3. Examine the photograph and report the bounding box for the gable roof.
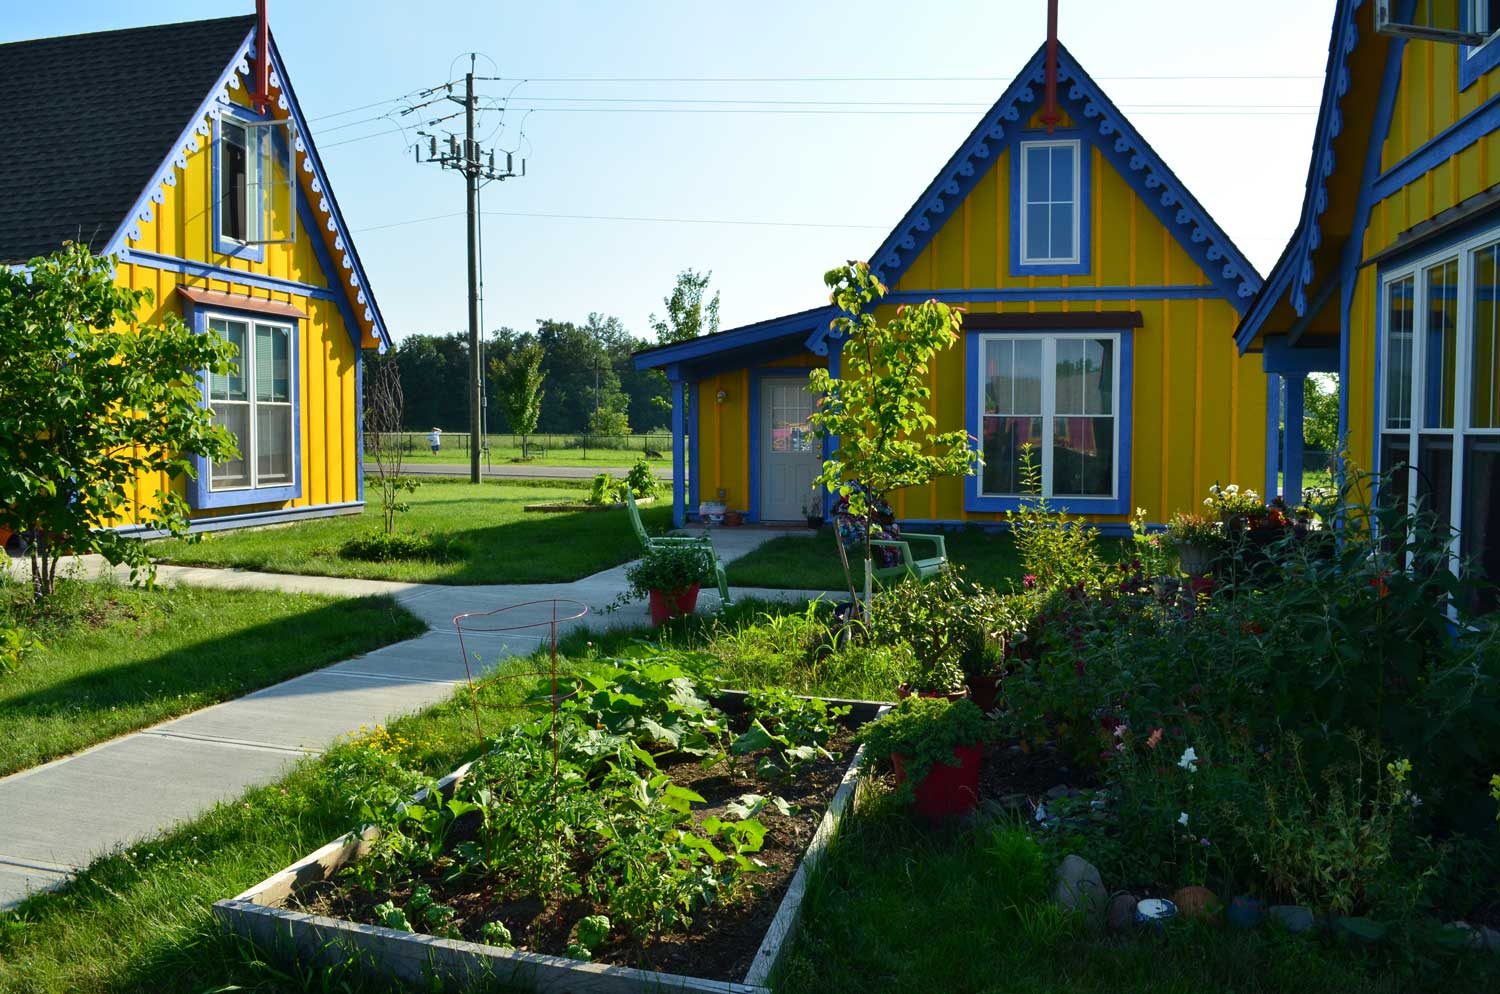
[633,305,837,371]
[0,15,256,263]
[868,41,1262,308]
[641,40,1266,373]
[1233,0,1397,352]
[0,16,391,351]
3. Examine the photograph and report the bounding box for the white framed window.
[215,113,297,250]
[977,332,1118,499]
[1378,225,1500,612]
[207,314,295,491]
[1472,0,1500,48]
[1018,140,1081,266]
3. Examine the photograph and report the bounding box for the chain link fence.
[372,432,673,459]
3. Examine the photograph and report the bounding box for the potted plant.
[621,543,714,625]
[802,503,825,529]
[722,509,744,527]
[854,696,996,818]
[1166,512,1222,577]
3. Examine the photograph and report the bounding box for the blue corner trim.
[210,106,266,264]
[865,42,1261,312]
[1373,91,1500,200]
[1461,31,1500,90]
[296,193,365,350]
[1264,374,1280,502]
[669,372,686,528]
[963,326,1133,517]
[355,349,365,503]
[184,297,304,511]
[1008,132,1092,277]
[633,305,838,369]
[1263,335,1340,374]
[688,380,700,517]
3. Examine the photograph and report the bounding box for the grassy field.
[402,447,669,468]
[0,579,424,778]
[726,527,1129,592]
[1,623,1489,994]
[150,479,671,585]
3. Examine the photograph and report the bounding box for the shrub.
[1004,446,1106,595]
[0,626,40,676]
[871,568,1016,688]
[338,530,457,563]
[587,472,623,506]
[625,459,659,500]
[620,544,714,599]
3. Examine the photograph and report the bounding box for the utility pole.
[415,60,525,483]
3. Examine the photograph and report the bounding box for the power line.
[484,94,1318,109]
[477,73,1322,83]
[353,209,892,234]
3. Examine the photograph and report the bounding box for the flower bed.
[213,663,885,993]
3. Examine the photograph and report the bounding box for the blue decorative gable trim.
[862,42,1261,316]
[99,25,391,353]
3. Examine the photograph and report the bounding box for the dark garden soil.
[294,727,855,982]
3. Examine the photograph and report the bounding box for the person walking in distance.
[427,427,442,455]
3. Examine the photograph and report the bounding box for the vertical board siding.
[103,98,358,528]
[693,138,1264,525]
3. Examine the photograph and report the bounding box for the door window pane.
[1472,243,1500,429]
[211,403,249,488]
[1385,276,1415,430]
[1462,436,1500,613]
[1423,258,1459,430]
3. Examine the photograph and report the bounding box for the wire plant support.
[452,597,590,758]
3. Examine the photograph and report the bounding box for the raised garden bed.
[523,497,655,514]
[214,690,888,993]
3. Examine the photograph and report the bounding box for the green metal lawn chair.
[624,492,732,606]
[869,532,950,583]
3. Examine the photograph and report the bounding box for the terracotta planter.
[892,744,983,818]
[722,510,744,527]
[648,584,700,625]
[0,526,11,550]
[896,685,969,702]
[966,674,1001,712]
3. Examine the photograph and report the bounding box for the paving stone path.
[0,527,828,909]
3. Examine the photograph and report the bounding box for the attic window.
[1473,0,1500,46]
[215,112,298,253]
[1012,137,1089,275]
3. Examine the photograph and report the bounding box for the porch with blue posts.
[1262,335,1339,502]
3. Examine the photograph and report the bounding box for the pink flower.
[1023,574,1038,590]
[1146,728,1163,750]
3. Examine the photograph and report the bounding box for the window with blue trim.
[978,332,1118,500]
[1462,0,1500,87]
[1019,140,1081,266]
[207,315,295,492]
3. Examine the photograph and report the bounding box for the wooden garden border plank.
[215,698,887,994]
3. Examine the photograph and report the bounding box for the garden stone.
[1052,855,1106,927]
[1045,784,1070,800]
[1107,892,1138,932]
[1269,905,1316,933]
[1449,922,1500,952]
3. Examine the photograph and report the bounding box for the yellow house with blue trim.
[0,14,391,534]
[1235,0,1500,610]
[635,41,1270,533]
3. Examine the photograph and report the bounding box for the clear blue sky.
[6,1,1335,343]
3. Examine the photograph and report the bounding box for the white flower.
[1203,497,1213,507]
[1178,811,1190,827]
[1226,484,1239,493]
[1178,746,1199,772]
[1136,507,1148,518]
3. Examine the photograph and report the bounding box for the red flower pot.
[648,585,700,625]
[892,744,983,818]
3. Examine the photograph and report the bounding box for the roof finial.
[252,0,272,113]
[1039,0,1062,133]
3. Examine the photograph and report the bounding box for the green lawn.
[727,527,1129,592]
[150,479,672,585]
[402,446,669,468]
[0,579,425,777]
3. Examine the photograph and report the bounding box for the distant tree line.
[367,269,719,435]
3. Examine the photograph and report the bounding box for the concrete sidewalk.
[0,526,827,910]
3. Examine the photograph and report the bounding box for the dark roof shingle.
[0,15,255,264]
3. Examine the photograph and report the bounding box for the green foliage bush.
[338,530,459,563]
[871,567,1018,691]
